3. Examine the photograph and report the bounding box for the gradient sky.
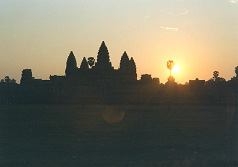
[0,0,237,83]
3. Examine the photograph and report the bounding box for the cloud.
[181,11,190,15]
[229,0,238,4]
[160,27,179,31]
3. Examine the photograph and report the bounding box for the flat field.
[0,104,237,167]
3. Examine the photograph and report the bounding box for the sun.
[172,65,179,73]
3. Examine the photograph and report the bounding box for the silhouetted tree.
[11,79,16,83]
[0,76,16,84]
[228,66,238,150]
[167,60,175,76]
[212,71,226,83]
[206,71,227,102]
[235,66,238,77]
[87,57,95,67]
[80,57,89,70]
[213,71,219,81]
[4,76,10,83]
[229,66,238,87]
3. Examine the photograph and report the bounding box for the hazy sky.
[0,0,237,83]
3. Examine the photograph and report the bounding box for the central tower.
[95,41,113,70]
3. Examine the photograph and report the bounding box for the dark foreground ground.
[0,104,237,167]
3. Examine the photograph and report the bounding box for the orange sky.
[0,0,237,83]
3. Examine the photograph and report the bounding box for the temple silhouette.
[1,44,237,167]
[21,41,138,85]
[64,41,137,84]
[16,41,160,104]
[0,41,237,104]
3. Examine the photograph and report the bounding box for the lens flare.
[102,106,125,124]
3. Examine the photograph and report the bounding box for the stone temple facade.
[18,41,151,104]
[64,41,137,84]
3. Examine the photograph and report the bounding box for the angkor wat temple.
[0,41,237,104]
[8,41,159,104]
[21,41,138,86]
[65,41,137,83]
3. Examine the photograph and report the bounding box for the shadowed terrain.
[0,104,237,167]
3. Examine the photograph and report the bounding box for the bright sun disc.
[172,65,179,73]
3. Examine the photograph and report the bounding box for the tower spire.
[129,57,137,80]
[65,51,77,76]
[95,41,112,70]
[80,57,89,70]
[120,51,130,71]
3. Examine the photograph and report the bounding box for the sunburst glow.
[172,65,179,73]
